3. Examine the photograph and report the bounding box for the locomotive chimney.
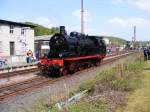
[60,26,67,35]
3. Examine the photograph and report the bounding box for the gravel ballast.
[0,54,135,112]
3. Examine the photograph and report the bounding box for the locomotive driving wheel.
[78,63,84,71]
[60,68,68,76]
[94,59,101,66]
[62,69,68,76]
[95,61,100,66]
[69,61,77,74]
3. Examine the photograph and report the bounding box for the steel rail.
[0,52,135,102]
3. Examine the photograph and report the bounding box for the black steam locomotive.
[39,26,106,76]
[48,26,106,58]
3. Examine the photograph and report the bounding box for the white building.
[103,38,110,45]
[0,19,35,64]
[34,35,52,59]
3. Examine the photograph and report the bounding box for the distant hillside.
[25,22,59,36]
[104,36,127,45]
[138,41,150,46]
[25,22,127,44]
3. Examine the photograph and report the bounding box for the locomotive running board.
[64,54,105,61]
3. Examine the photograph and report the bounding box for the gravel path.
[0,55,134,112]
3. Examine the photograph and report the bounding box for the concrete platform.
[0,55,38,71]
[0,61,38,74]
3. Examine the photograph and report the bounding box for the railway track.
[0,76,50,101]
[0,52,134,102]
[0,51,127,79]
[0,75,72,101]
[0,67,39,79]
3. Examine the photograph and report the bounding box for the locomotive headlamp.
[59,53,63,58]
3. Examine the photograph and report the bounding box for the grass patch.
[33,52,145,112]
[67,100,107,112]
[117,61,150,112]
[66,53,144,112]
[75,60,144,94]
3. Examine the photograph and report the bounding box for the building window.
[10,41,15,55]
[10,25,14,34]
[21,28,25,35]
[0,41,2,53]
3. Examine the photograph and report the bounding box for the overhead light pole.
[81,0,84,33]
[133,26,136,42]
[132,25,137,49]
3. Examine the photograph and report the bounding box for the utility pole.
[133,26,136,49]
[81,0,84,33]
[133,26,136,42]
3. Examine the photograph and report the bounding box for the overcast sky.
[0,0,150,41]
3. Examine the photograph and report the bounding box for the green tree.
[25,22,59,36]
[104,36,127,45]
[133,41,140,48]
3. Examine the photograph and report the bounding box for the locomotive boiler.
[39,26,106,76]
